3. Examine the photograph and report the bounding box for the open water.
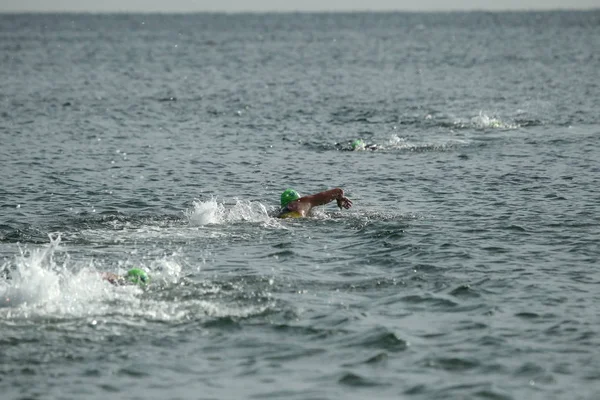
[1,10,600,400]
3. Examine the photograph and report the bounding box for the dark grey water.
[1,11,600,400]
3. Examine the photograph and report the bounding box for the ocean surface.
[1,10,600,400]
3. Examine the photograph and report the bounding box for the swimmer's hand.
[336,196,353,210]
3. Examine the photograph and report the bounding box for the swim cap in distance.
[126,268,150,286]
[281,189,300,207]
[351,139,365,150]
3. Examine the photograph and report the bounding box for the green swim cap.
[126,268,150,286]
[281,189,300,207]
[351,139,365,150]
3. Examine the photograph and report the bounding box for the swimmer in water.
[276,188,353,218]
[334,139,379,151]
[101,268,150,286]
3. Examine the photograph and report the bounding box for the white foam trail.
[455,111,518,129]
[185,198,280,227]
[385,134,469,151]
[228,198,271,222]
[387,134,411,149]
[196,301,271,318]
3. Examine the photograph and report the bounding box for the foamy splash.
[0,234,182,319]
[454,112,519,130]
[185,197,282,227]
[0,233,271,323]
[0,234,129,315]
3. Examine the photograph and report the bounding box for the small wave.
[423,356,481,371]
[338,372,388,387]
[448,284,481,299]
[344,326,409,353]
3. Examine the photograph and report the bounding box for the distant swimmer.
[335,139,379,151]
[276,188,353,219]
[101,268,150,286]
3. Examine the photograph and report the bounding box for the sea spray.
[185,198,281,228]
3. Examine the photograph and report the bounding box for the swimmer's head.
[351,139,365,150]
[126,268,150,286]
[281,189,300,207]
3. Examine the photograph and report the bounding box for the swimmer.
[276,188,353,218]
[334,139,379,151]
[101,268,150,286]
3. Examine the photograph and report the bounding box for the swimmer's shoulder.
[276,204,304,219]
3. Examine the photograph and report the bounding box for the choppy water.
[1,11,600,400]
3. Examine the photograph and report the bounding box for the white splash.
[0,234,184,319]
[456,111,519,129]
[0,235,270,323]
[470,112,504,128]
[386,134,412,149]
[0,234,134,316]
[145,257,182,286]
[185,197,225,225]
[185,197,278,227]
[0,235,63,309]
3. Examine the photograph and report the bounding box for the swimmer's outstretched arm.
[297,188,353,210]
